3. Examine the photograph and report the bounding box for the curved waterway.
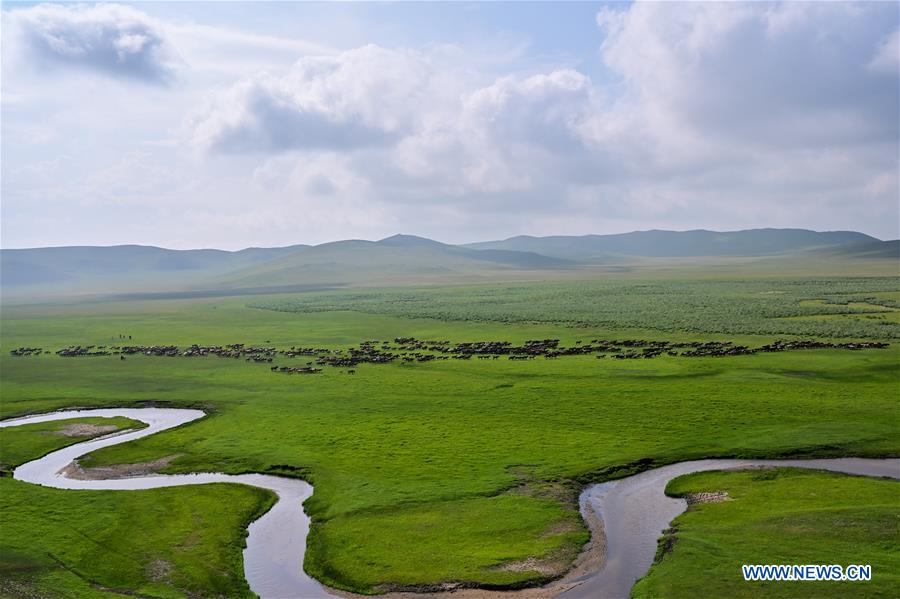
[2,408,897,599]
[557,457,900,599]
[0,408,335,599]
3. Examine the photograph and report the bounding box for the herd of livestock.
[7,337,890,374]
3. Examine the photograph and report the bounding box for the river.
[3,408,896,599]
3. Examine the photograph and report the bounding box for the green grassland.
[1,274,898,595]
[0,416,274,598]
[633,468,900,598]
[251,276,900,340]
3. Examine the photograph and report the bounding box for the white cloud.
[3,2,898,247]
[190,45,440,152]
[6,3,178,84]
[464,69,593,150]
[594,1,898,154]
[184,0,899,242]
[165,23,336,77]
[388,68,598,196]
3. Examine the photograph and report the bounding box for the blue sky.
[2,1,898,249]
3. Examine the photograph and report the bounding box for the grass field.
[1,274,898,596]
[633,468,900,598]
[252,276,900,339]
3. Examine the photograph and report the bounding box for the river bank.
[3,408,897,599]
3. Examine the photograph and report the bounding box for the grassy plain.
[633,468,900,598]
[0,416,274,598]
[252,276,900,340]
[1,274,898,595]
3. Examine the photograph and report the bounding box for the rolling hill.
[0,244,306,291]
[0,235,574,298]
[1,229,895,301]
[464,229,880,261]
[213,234,575,289]
[813,239,900,261]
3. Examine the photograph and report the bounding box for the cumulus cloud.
[464,70,594,150]
[191,43,607,202]
[595,1,899,153]
[191,45,439,152]
[388,68,599,196]
[189,2,897,225]
[7,3,177,83]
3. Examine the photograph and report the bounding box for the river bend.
[0,408,332,599]
[2,408,897,599]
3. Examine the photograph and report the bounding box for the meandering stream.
[0,408,332,599]
[2,408,897,599]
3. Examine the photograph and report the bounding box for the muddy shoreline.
[62,453,183,479]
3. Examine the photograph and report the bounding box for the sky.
[2,1,898,249]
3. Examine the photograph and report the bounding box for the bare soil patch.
[54,423,120,438]
[684,491,730,505]
[62,454,182,480]
[147,559,173,582]
[327,583,587,599]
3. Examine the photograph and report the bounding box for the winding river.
[2,408,897,599]
[0,408,332,599]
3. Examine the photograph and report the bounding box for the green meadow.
[253,276,900,339]
[1,275,898,596]
[634,468,900,598]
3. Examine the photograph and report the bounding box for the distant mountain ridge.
[2,229,895,298]
[0,234,573,293]
[811,239,899,260]
[464,229,881,261]
[0,244,307,287]
[206,234,575,290]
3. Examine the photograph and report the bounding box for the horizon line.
[0,227,889,253]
